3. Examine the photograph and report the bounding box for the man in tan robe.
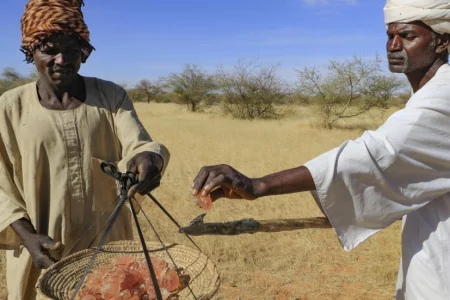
[0,0,170,299]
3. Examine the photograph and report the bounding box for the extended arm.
[192,165,316,201]
[191,89,450,251]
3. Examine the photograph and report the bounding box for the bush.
[217,60,287,120]
[0,67,38,96]
[296,55,407,129]
[166,64,217,112]
[132,79,164,103]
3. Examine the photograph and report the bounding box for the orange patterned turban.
[20,0,94,63]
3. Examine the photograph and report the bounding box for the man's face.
[33,34,82,88]
[386,21,438,74]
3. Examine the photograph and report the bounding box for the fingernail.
[202,190,207,197]
[192,189,197,195]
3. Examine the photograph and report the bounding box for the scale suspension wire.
[68,161,203,300]
[70,191,137,299]
[129,196,164,299]
[61,194,121,259]
[70,162,163,300]
[132,197,199,300]
[147,192,202,252]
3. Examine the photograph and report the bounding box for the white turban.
[384,0,450,34]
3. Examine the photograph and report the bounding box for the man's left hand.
[126,151,164,197]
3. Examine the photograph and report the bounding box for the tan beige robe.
[0,77,170,299]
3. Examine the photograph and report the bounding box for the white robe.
[305,64,450,300]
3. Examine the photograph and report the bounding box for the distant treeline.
[1,57,409,128]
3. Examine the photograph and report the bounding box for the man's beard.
[387,34,438,74]
[388,50,409,73]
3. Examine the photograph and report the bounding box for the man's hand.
[191,165,317,207]
[23,234,61,269]
[127,151,164,197]
[191,164,259,202]
[11,218,61,269]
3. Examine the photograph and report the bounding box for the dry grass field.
[0,103,402,300]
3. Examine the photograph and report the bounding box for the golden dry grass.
[0,103,402,300]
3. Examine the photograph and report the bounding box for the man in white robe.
[191,1,450,299]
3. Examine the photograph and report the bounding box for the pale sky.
[1,0,387,85]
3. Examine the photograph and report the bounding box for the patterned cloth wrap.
[20,0,94,63]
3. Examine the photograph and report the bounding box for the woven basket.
[37,241,220,300]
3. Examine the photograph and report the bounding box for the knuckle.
[39,237,49,245]
[220,164,232,172]
[231,179,242,189]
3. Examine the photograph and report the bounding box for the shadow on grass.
[308,121,378,132]
[331,122,379,131]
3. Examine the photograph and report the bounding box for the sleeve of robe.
[0,92,29,247]
[111,84,170,175]
[108,83,170,211]
[304,90,450,251]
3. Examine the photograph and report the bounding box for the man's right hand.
[191,164,260,202]
[191,164,317,208]
[11,218,61,269]
[23,234,61,269]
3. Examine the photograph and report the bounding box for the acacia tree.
[166,65,216,112]
[134,79,164,103]
[217,60,287,120]
[297,56,406,129]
